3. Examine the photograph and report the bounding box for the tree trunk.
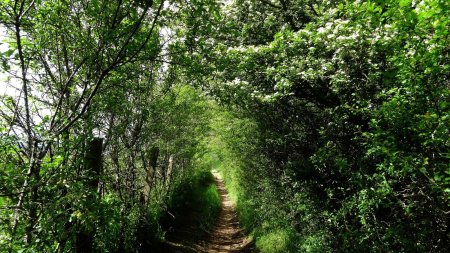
[143,146,159,204]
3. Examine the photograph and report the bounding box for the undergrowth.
[163,168,221,235]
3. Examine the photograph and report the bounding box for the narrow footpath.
[162,171,254,253]
[206,171,253,252]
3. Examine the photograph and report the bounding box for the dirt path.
[161,171,254,253]
[206,171,253,253]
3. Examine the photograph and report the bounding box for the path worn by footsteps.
[206,171,253,253]
[162,171,254,253]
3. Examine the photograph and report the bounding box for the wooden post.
[76,138,103,253]
[85,138,103,190]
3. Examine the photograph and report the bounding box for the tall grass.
[165,169,221,232]
[198,183,221,230]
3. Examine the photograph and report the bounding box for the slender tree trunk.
[143,146,159,204]
[10,6,37,249]
[165,155,174,191]
[26,142,41,245]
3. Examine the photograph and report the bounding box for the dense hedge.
[192,0,450,252]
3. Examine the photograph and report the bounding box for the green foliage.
[256,230,292,253]
[198,184,221,230]
[1,0,449,252]
[166,161,221,233]
[174,0,450,252]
